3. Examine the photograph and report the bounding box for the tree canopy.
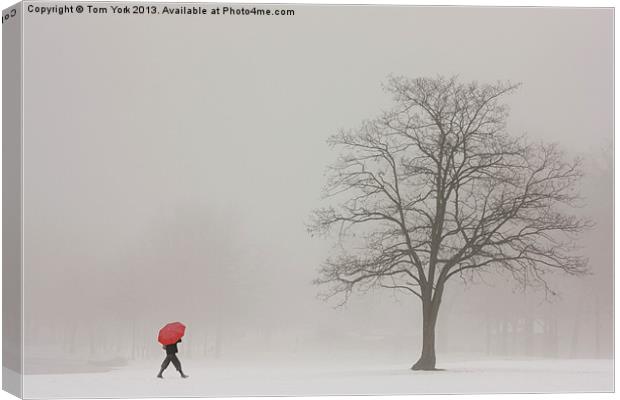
[309,76,591,309]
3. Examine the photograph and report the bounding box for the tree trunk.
[569,303,582,358]
[510,319,518,356]
[499,320,507,355]
[485,316,491,356]
[594,295,600,358]
[411,298,440,370]
[524,316,534,356]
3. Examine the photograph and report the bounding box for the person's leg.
[171,354,188,378]
[157,355,172,378]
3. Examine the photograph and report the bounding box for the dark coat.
[164,339,181,355]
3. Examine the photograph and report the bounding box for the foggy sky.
[20,5,612,365]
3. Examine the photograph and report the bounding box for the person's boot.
[157,369,164,378]
[179,370,189,378]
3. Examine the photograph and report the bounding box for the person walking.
[157,339,189,378]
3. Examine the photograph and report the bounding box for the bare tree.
[308,76,591,371]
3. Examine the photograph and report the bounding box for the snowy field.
[23,357,613,398]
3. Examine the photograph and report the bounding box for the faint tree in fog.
[308,76,591,371]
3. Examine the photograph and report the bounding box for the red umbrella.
[158,322,186,345]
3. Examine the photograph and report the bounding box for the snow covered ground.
[22,357,613,398]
